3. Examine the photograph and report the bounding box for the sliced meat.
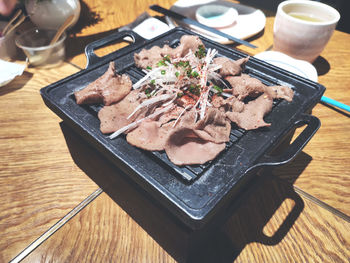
[165,127,225,166]
[175,108,197,127]
[134,35,204,69]
[226,94,273,130]
[75,62,132,105]
[224,96,245,112]
[157,105,185,124]
[75,34,296,166]
[126,120,172,151]
[213,56,249,77]
[98,90,144,134]
[211,94,226,109]
[211,95,245,114]
[134,45,174,69]
[226,74,266,100]
[194,108,231,143]
[226,74,294,102]
[267,85,294,102]
[173,35,204,58]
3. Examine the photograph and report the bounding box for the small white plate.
[195,4,238,28]
[166,0,266,44]
[254,51,318,82]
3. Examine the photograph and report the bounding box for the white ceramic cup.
[273,0,340,62]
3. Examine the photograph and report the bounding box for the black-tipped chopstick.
[150,4,257,49]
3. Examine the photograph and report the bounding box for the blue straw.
[321,96,350,112]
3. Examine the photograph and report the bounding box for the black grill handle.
[247,114,320,172]
[84,30,146,69]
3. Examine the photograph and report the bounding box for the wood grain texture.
[274,103,350,216]
[66,0,176,68]
[23,174,350,263]
[231,174,350,263]
[23,192,177,263]
[239,16,350,216]
[1,0,350,262]
[0,64,99,262]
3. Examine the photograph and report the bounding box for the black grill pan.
[40,28,325,230]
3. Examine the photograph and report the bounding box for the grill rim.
[40,27,325,229]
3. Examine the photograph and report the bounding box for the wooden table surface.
[1,0,349,262]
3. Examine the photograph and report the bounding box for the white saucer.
[254,51,318,82]
[166,0,266,44]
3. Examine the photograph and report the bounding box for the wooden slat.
[22,172,350,263]
[0,64,98,262]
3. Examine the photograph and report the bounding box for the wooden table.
[1,0,349,262]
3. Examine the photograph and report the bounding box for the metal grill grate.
[149,123,246,182]
[81,60,286,182]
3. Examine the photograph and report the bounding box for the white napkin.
[0,59,26,87]
[132,17,171,40]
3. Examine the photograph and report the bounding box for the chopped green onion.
[176,61,190,68]
[189,84,201,96]
[191,71,199,78]
[175,71,180,78]
[146,66,152,70]
[177,92,184,98]
[157,55,171,67]
[161,70,166,75]
[150,79,155,85]
[195,45,206,59]
[145,88,152,98]
[157,61,165,67]
[176,61,184,67]
[212,85,223,95]
[163,55,171,62]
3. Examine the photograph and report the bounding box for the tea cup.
[273,0,340,62]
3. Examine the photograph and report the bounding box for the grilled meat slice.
[165,127,225,166]
[134,35,204,69]
[75,62,132,106]
[226,93,273,130]
[194,108,231,144]
[126,120,172,151]
[213,56,249,77]
[98,90,144,134]
[226,74,294,102]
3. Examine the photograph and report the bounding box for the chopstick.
[321,96,350,113]
[4,14,26,36]
[150,5,257,49]
[2,9,22,36]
